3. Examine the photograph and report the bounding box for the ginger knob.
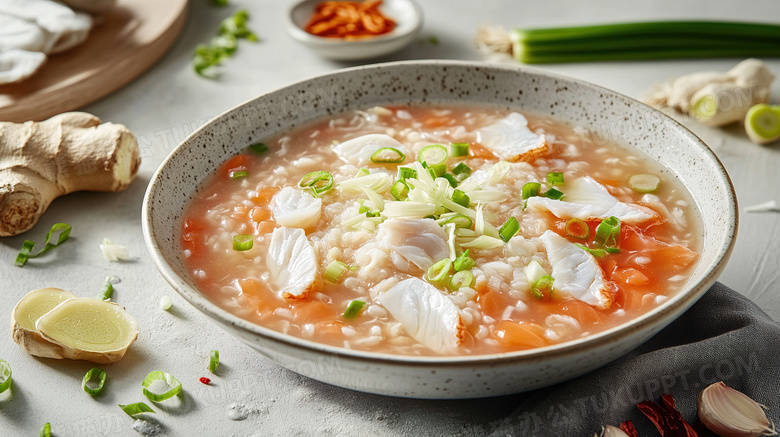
[0,112,140,237]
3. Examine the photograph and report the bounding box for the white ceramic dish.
[142,61,737,399]
[287,0,423,61]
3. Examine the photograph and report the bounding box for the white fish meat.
[271,186,322,229]
[378,277,465,353]
[376,218,449,272]
[266,227,318,300]
[527,176,656,224]
[477,112,548,162]
[332,133,408,166]
[540,230,613,309]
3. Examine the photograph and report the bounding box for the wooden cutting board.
[0,0,188,122]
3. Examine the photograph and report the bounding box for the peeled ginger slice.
[11,287,75,358]
[32,298,138,363]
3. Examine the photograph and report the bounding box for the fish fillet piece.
[378,278,465,353]
[271,186,322,229]
[540,230,613,309]
[266,227,318,300]
[332,134,408,166]
[527,176,656,224]
[376,218,449,272]
[477,112,548,162]
[0,49,46,84]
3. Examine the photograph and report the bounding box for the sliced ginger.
[11,288,139,364]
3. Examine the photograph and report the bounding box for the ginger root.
[0,112,140,237]
[644,59,774,127]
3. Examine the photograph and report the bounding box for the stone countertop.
[1,0,779,435]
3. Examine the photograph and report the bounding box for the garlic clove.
[598,425,630,437]
[698,381,776,437]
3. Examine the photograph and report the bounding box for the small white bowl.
[287,0,423,61]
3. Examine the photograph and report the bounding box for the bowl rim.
[286,0,424,46]
[142,59,738,367]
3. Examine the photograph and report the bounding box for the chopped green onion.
[453,250,476,272]
[209,350,219,373]
[428,163,447,178]
[452,190,470,207]
[449,270,475,290]
[397,167,418,181]
[160,295,172,311]
[444,214,472,229]
[15,223,72,267]
[142,371,182,402]
[418,144,448,165]
[543,188,565,200]
[39,422,51,437]
[605,247,621,254]
[426,258,452,283]
[97,283,114,301]
[343,300,366,320]
[452,162,472,179]
[450,142,470,157]
[358,205,370,214]
[576,243,606,258]
[220,9,258,41]
[521,182,542,199]
[229,170,248,179]
[370,147,406,164]
[442,173,459,188]
[324,260,350,283]
[565,218,590,240]
[0,359,11,393]
[82,367,107,396]
[594,216,621,247]
[628,174,661,193]
[119,402,155,417]
[298,171,334,195]
[498,217,520,242]
[531,275,554,299]
[232,234,253,251]
[460,235,504,250]
[391,181,409,200]
[546,172,564,186]
[355,168,370,177]
[248,142,268,155]
[211,0,229,6]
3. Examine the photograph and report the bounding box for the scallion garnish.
[628,174,661,193]
[450,142,470,157]
[442,173,459,188]
[97,283,114,301]
[426,258,452,283]
[521,182,541,199]
[575,243,606,258]
[428,163,447,178]
[142,371,182,402]
[209,350,219,373]
[453,250,476,271]
[452,190,470,208]
[444,214,472,229]
[343,300,366,320]
[119,402,155,417]
[452,162,472,179]
[248,142,268,155]
[531,275,554,299]
[40,422,51,437]
[0,359,11,394]
[358,205,370,214]
[15,223,72,267]
[605,247,621,254]
[82,367,107,396]
[194,10,258,77]
[546,172,564,186]
[543,188,565,200]
[232,234,253,251]
[564,218,590,240]
[160,296,172,311]
[498,217,520,242]
[418,144,448,166]
[298,171,334,195]
[356,168,370,177]
[449,270,475,290]
[370,147,406,163]
[229,170,248,179]
[594,216,621,247]
[391,180,409,200]
[324,260,350,283]
[397,167,418,181]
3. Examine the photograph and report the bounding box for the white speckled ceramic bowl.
[142,61,737,399]
[287,0,423,61]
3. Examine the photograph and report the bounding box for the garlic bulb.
[597,425,630,437]
[698,381,776,437]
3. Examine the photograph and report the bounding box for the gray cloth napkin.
[471,281,780,436]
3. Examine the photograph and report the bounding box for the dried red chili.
[637,394,698,437]
[620,421,638,437]
[199,377,211,385]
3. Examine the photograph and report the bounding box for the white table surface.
[2,1,779,435]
